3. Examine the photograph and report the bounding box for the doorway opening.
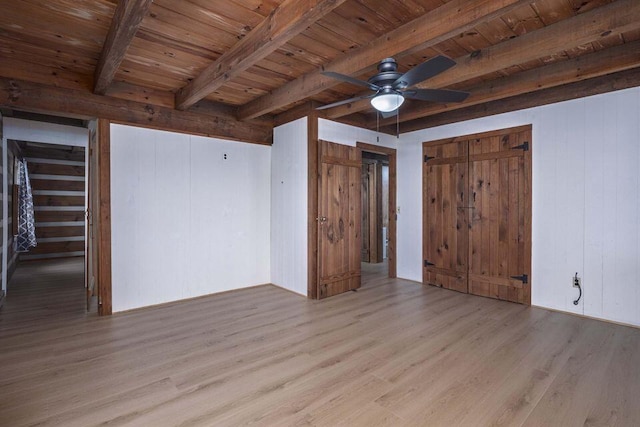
[361,150,389,282]
[357,142,397,285]
[1,111,95,318]
[313,140,397,300]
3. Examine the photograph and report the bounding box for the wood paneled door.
[423,125,532,305]
[317,140,361,299]
[423,139,469,293]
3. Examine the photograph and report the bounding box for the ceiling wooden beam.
[237,0,531,120]
[326,0,640,119]
[381,67,640,133]
[0,78,273,145]
[378,39,640,126]
[104,81,273,128]
[175,0,347,111]
[93,0,153,95]
[274,101,324,127]
[272,101,389,134]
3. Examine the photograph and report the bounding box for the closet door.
[423,140,469,293]
[468,127,531,304]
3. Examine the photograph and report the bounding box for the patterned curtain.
[16,159,37,252]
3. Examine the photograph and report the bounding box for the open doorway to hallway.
[1,111,93,316]
[360,150,390,284]
[354,142,397,289]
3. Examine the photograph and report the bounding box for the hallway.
[0,258,92,327]
[360,259,390,289]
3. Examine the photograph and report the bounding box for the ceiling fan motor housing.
[368,58,403,89]
[378,58,398,72]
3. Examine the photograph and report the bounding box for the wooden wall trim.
[523,127,532,306]
[0,112,3,295]
[357,142,397,278]
[307,113,319,299]
[356,142,395,156]
[389,68,640,133]
[379,41,640,127]
[97,119,112,315]
[388,151,397,278]
[0,78,273,145]
[6,140,21,281]
[274,101,324,127]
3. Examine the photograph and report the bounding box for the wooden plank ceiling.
[0,0,639,142]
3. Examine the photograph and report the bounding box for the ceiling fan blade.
[393,55,456,89]
[321,71,380,91]
[316,93,376,110]
[403,88,470,103]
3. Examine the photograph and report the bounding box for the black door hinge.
[424,154,434,162]
[510,274,528,284]
[511,141,529,151]
[424,259,435,267]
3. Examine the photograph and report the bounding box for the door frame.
[96,119,112,315]
[86,118,112,315]
[306,122,397,299]
[357,142,397,278]
[360,159,384,264]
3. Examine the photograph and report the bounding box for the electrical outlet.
[573,275,581,288]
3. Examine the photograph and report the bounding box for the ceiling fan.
[317,55,470,117]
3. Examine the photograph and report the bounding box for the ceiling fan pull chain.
[396,106,400,138]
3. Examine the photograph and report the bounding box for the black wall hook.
[573,272,582,305]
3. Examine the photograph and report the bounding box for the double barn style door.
[423,126,532,305]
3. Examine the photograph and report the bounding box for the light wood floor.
[1,259,639,426]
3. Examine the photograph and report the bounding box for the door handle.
[317,216,327,223]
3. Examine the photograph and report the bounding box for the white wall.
[319,118,398,148]
[271,117,308,295]
[110,124,270,312]
[3,118,88,146]
[397,87,640,327]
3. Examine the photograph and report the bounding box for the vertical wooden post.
[97,119,112,315]
[388,151,397,278]
[522,128,532,306]
[0,111,5,302]
[307,109,319,299]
